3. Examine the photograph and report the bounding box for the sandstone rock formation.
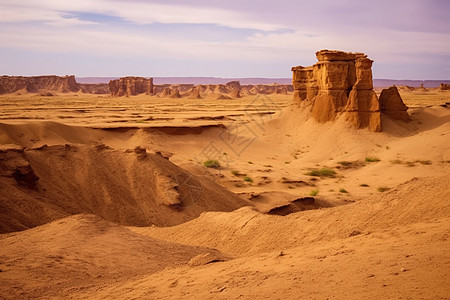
[440,83,450,90]
[169,88,181,98]
[292,50,409,131]
[79,83,109,94]
[149,81,292,99]
[0,75,79,94]
[109,77,154,97]
[379,86,410,121]
[188,87,202,99]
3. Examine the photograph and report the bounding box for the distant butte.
[292,49,410,132]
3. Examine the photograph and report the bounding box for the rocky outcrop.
[79,83,109,94]
[150,81,293,99]
[379,86,410,121]
[0,75,79,94]
[292,50,409,131]
[188,87,202,99]
[109,77,154,97]
[440,83,450,90]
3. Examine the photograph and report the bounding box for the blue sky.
[0,0,449,79]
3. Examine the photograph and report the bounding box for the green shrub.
[377,186,390,192]
[337,161,352,167]
[305,168,336,178]
[231,170,246,177]
[339,188,348,193]
[243,176,253,183]
[204,159,220,168]
[309,189,319,196]
[365,157,380,162]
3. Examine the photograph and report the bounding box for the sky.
[0,0,449,79]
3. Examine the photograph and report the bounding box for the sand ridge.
[0,89,449,299]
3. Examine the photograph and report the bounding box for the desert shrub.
[243,176,253,183]
[365,157,380,162]
[377,186,390,192]
[231,170,246,176]
[337,161,352,167]
[309,189,319,196]
[204,160,220,168]
[305,168,336,178]
[339,188,348,193]
[359,184,370,187]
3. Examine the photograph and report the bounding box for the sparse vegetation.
[285,161,290,164]
[416,160,432,165]
[248,161,253,164]
[360,184,370,187]
[391,159,431,167]
[339,188,348,193]
[365,157,380,162]
[203,159,220,168]
[305,168,336,178]
[231,170,246,177]
[243,176,253,183]
[263,164,273,168]
[337,161,352,167]
[336,160,365,170]
[377,186,390,192]
[309,189,319,196]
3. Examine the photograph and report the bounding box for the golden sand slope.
[0,92,449,299]
[0,123,250,233]
[0,175,448,299]
[0,214,227,299]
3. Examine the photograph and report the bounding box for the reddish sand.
[0,90,449,299]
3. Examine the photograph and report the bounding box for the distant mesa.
[108,76,154,97]
[0,75,109,95]
[0,75,79,94]
[108,76,292,99]
[292,49,410,131]
[440,83,450,90]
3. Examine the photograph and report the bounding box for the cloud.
[0,0,282,31]
[0,0,448,79]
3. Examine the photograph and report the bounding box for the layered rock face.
[0,75,80,94]
[440,83,450,90]
[79,83,110,94]
[292,50,409,131]
[150,81,292,99]
[379,86,410,121]
[109,77,154,97]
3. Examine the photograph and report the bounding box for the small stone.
[188,252,224,267]
[349,230,361,237]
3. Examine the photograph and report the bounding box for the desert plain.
[0,51,450,300]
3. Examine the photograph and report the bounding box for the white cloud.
[0,0,281,31]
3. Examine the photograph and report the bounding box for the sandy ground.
[0,89,449,299]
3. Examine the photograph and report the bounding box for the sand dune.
[0,89,449,299]
[0,125,249,232]
[0,214,227,299]
[131,175,450,256]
